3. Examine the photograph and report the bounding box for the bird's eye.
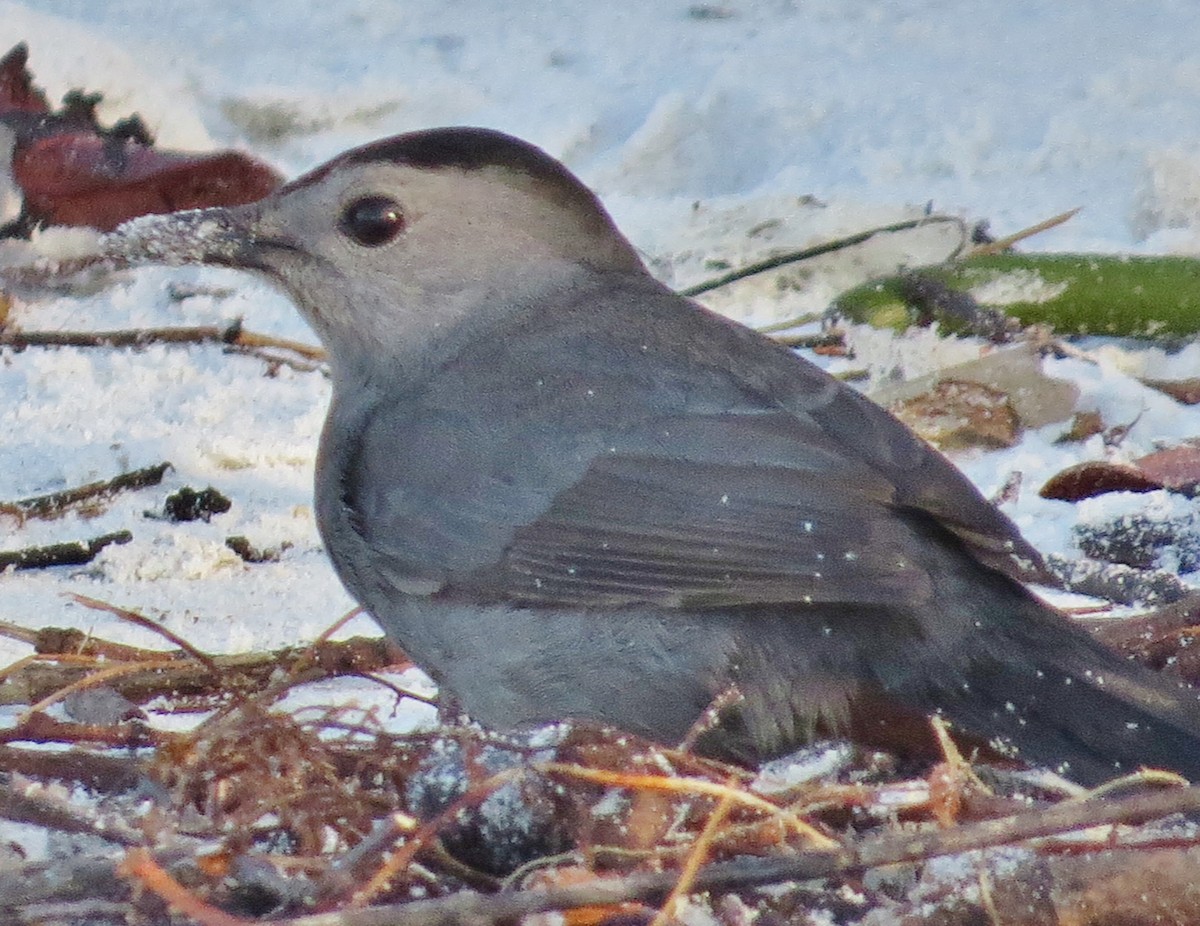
[339,195,405,247]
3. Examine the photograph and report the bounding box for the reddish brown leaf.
[887,379,1020,450]
[13,134,281,231]
[1,44,283,234]
[1054,409,1105,444]
[1038,460,1162,501]
[0,44,49,115]
[1143,377,1200,405]
[1134,444,1200,491]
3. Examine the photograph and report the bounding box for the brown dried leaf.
[1142,376,1200,405]
[0,43,282,233]
[1055,409,1105,444]
[13,135,280,231]
[872,342,1079,431]
[0,44,48,114]
[1039,460,1163,501]
[888,379,1020,450]
[1134,444,1200,491]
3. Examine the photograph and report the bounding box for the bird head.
[92,127,647,373]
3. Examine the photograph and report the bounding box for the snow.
[4,1,1200,731]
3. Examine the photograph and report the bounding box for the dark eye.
[339,195,405,247]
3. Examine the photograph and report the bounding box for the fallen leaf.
[1054,409,1105,444]
[872,341,1079,431]
[0,42,282,234]
[0,44,48,114]
[888,379,1019,450]
[1039,461,1162,501]
[1134,444,1200,491]
[13,134,280,230]
[1142,377,1200,405]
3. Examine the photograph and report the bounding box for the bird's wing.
[334,282,1041,610]
[458,434,940,608]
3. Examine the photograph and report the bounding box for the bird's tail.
[933,587,1200,786]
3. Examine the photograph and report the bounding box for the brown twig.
[967,207,1082,257]
[70,593,222,677]
[0,633,400,708]
[678,215,968,297]
[0,322,326,362]
[0,742,142,792]
[0,711,166,749]
[649,779,737,926]
[538,762,835,847]
[20,658,183,722]
[0,462,170,523]
[0,775,142,847]
[271,784,1200,926]
[120,849,251,926]
[347,768,524,907]
[768,330,846,350]
[0,529,131,570]
[0,621,163,661]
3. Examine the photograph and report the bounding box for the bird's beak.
[0,203,271,290]
[100,203,265,272]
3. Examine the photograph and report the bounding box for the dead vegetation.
[5,599,1200,926]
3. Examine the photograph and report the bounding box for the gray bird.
[86,127,1200,783]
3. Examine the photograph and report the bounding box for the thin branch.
[967,207,1082,257]
[649,779,737,926]
[275,784,1200,926]
[0,530,131,570]
[0,322,326,362]
[0,775,142,847]
[0,633,399,709]
[120,849,250,926]
[678,215,966,298]
[70,593,222,677]
[0,461,169,523]
[538,762,834,846]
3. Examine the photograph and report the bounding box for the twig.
[678,215,967,297]
[275,784,1200,926]
[70,593,222,677]
[538,762,836,847]
[967,207,1082,257]
[0,775,142,847]
[0,633,399,708]
[0,322,326,362]
[348,768,524,907]
[768,331,846,350]
[0,742,142,792]
[120,849,251,926]
[0,856,134,913]
[0,711,166,749]
[754,311,826,335]
[0,461,170,523]
[649,779,737,926]
[0,530,131,570]
[20,657,183,722]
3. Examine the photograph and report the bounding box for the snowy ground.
[4,1,1200,706]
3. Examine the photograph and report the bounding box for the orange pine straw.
[649,779,738,926]
[0,651,109,685]
[538,762,837,848]
[120,848,252,926]
[20,658,180,722]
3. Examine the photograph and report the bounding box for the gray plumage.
[97,127,1200,784]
